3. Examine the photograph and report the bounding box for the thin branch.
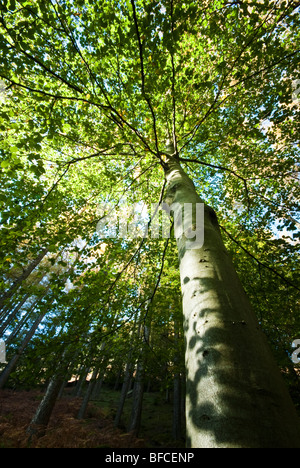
[170,0,177,153]
[179,157,251,212]
[40,164,71,206]
[220,225,300,292]
[143,223,173,342]
[0,73,111,111]
[0,16,83,94]
[130,0,162,163]
[50,0,111,104]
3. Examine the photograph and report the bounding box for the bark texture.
[164,152,300,448]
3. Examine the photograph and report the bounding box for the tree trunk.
[0,294,30,324]
[127,324,150,437]
[0,312,46,389]
[173,324,182,441]
[0,295,30,336]
[77,367,98,419]
[114,360,133,428]
[173,372,182,441]
[26,370,66,438]
[163,149,300,448]
[127,358,144,437]
[92,375,104,399]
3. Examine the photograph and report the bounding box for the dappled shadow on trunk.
[182,275,300,448]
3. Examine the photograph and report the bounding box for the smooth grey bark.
[163,148,300,448]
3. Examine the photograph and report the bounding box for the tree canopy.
[0,0,299,444]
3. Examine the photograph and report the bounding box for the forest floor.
[0,387,185,448]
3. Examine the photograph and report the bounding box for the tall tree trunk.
[163,148,300,448]
[73,367,90,397]
[0,248,48,310]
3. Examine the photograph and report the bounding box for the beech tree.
[0,0,300,447]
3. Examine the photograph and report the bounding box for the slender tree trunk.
[92,375,104,399]
[0,294,30,324]
[127,325,150,436]
[2,289,49,340]
[164,148,300,448]
[73,367,90,397]
[6,308,33,345]
[128,358,144,437]
[0,312,46,389]
[0,296,30,335]
[173,323,182,441]
[173,372,182,441]
[77,367,98,419]
[113,368,122,391]
[26,368,67,438]
[114,355,134,428]
[0,248,48,309]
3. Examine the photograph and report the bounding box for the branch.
[0,17,83,95]
[220,225,300,292]
[179,157,251,212]
[170,0,177,153]
[0,73,111,111]
[143,224,173,342]
[130,0,162,163]
[40,164,71,206]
